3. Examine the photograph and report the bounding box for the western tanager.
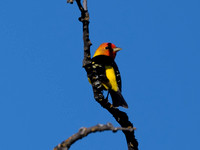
[91,43,128,108]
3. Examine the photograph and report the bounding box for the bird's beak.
[113,47,122,52]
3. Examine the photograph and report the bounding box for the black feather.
[110,90,128,108]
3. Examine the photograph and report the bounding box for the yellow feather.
[88,77,91,84]
[103,65,118,92]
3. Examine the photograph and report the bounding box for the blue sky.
[0,0,200,149]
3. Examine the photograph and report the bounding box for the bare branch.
[54,123,136,150]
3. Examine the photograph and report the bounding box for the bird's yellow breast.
[103,65,118,92]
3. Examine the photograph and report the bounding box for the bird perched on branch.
[90,43,128,108]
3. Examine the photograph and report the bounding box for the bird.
[90,42,128,108]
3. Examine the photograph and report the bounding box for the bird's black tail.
[110,90,128,108]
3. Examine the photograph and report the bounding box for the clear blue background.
[0,0,199,149]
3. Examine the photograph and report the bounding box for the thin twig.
[54,123,136,150]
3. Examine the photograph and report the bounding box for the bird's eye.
[105,47,109,49]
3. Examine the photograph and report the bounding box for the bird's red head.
[93,43,122,59]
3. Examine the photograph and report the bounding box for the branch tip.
[67,0,74,4]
